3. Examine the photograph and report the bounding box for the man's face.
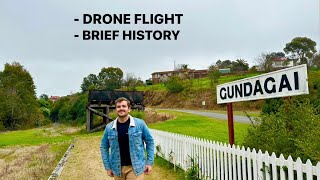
[116,100,130,118]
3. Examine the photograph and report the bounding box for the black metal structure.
[86,90,144,132]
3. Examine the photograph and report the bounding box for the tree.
[311,53,320,68]
[81,74,99,93]
[98,67,123,90]
[255,52,286,72]
[231,59,249,72]
[284,37,317,67]
[123,73,144,91]
[208,64,221,86]
[255,53,273,72]
[0,62,42,130]
[39,94,49,101]
[216,60,232,69]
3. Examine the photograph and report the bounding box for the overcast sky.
[0,0,319,96]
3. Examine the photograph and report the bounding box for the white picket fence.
[150,129,320,180]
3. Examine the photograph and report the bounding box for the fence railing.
[150,129,320,180]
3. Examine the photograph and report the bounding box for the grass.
[200,109,260,117]
[149,110,250,145]
[135,72,263,91]
[149,156,185,180]
[0,125,77,147]
[0,125,95,179]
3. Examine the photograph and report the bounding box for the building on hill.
[257,57,294,71]
[49,96,60,102]
[272,57,293,69]
[151,69,208,84]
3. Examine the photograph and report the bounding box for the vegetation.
[50,93,87,125]
[81,67,124,92]
[123,73,144,91]
[284,37,317,67]
[138,72,263,92]
[0,125,77,147]
[255,52,286,72]
[152,156,185,180]
[149,110,250,145]
[164,76,185,93]
[208,65,221,86]
[0,62,43,130]
[0,125,78,179]
[244,98,320,164]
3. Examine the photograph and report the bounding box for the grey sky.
[0,0,319,96]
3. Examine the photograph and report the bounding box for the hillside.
[144,89,264,111]
[143,69,320,111]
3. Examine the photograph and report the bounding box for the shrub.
[164,76,185,93]
[244,98,320,164]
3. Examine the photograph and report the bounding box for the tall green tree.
[98,67,123,90]
[231,59,249,72]
[216,60,232,69]
[0,62,42,130]
[81,74,99,93]
[284,37,317,67]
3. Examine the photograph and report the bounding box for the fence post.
[287,156,294,180]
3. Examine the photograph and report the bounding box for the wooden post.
[227,103,234,145]
[86,108,91,132]
[89,110,93,132]
[103,108,107,124]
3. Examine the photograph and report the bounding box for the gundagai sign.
[217,64,309,104]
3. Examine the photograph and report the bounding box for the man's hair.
[115,97,131,107]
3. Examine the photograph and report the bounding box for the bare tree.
[123,73,144,91]
[254,52,273,72]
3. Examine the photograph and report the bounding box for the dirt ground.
[59,136,181,180]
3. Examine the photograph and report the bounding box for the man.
[100,97,154,180]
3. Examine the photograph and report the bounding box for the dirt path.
[59,136,181,180]
[59,136,110,180]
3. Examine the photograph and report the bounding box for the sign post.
[216,64,309,145]
[227,103,234,145]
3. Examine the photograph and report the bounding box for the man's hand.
[144,165,152,175]
[107,169,114,177]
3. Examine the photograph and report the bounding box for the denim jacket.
[100,115,154,176]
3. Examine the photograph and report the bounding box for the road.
[157,109,253,124]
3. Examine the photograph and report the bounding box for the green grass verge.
[135,72,263,91]
[0,129,73,147]
[200,109,260,117]
[149,110,250,145]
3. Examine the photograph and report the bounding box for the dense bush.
[50,93,87,125]
[261,98,284,114]
[244,98,320,164]
[164,76,185,93]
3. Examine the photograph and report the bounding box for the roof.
[272,57,287,61]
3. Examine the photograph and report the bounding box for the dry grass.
[0,143,67,180]
[144,108,175,124]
